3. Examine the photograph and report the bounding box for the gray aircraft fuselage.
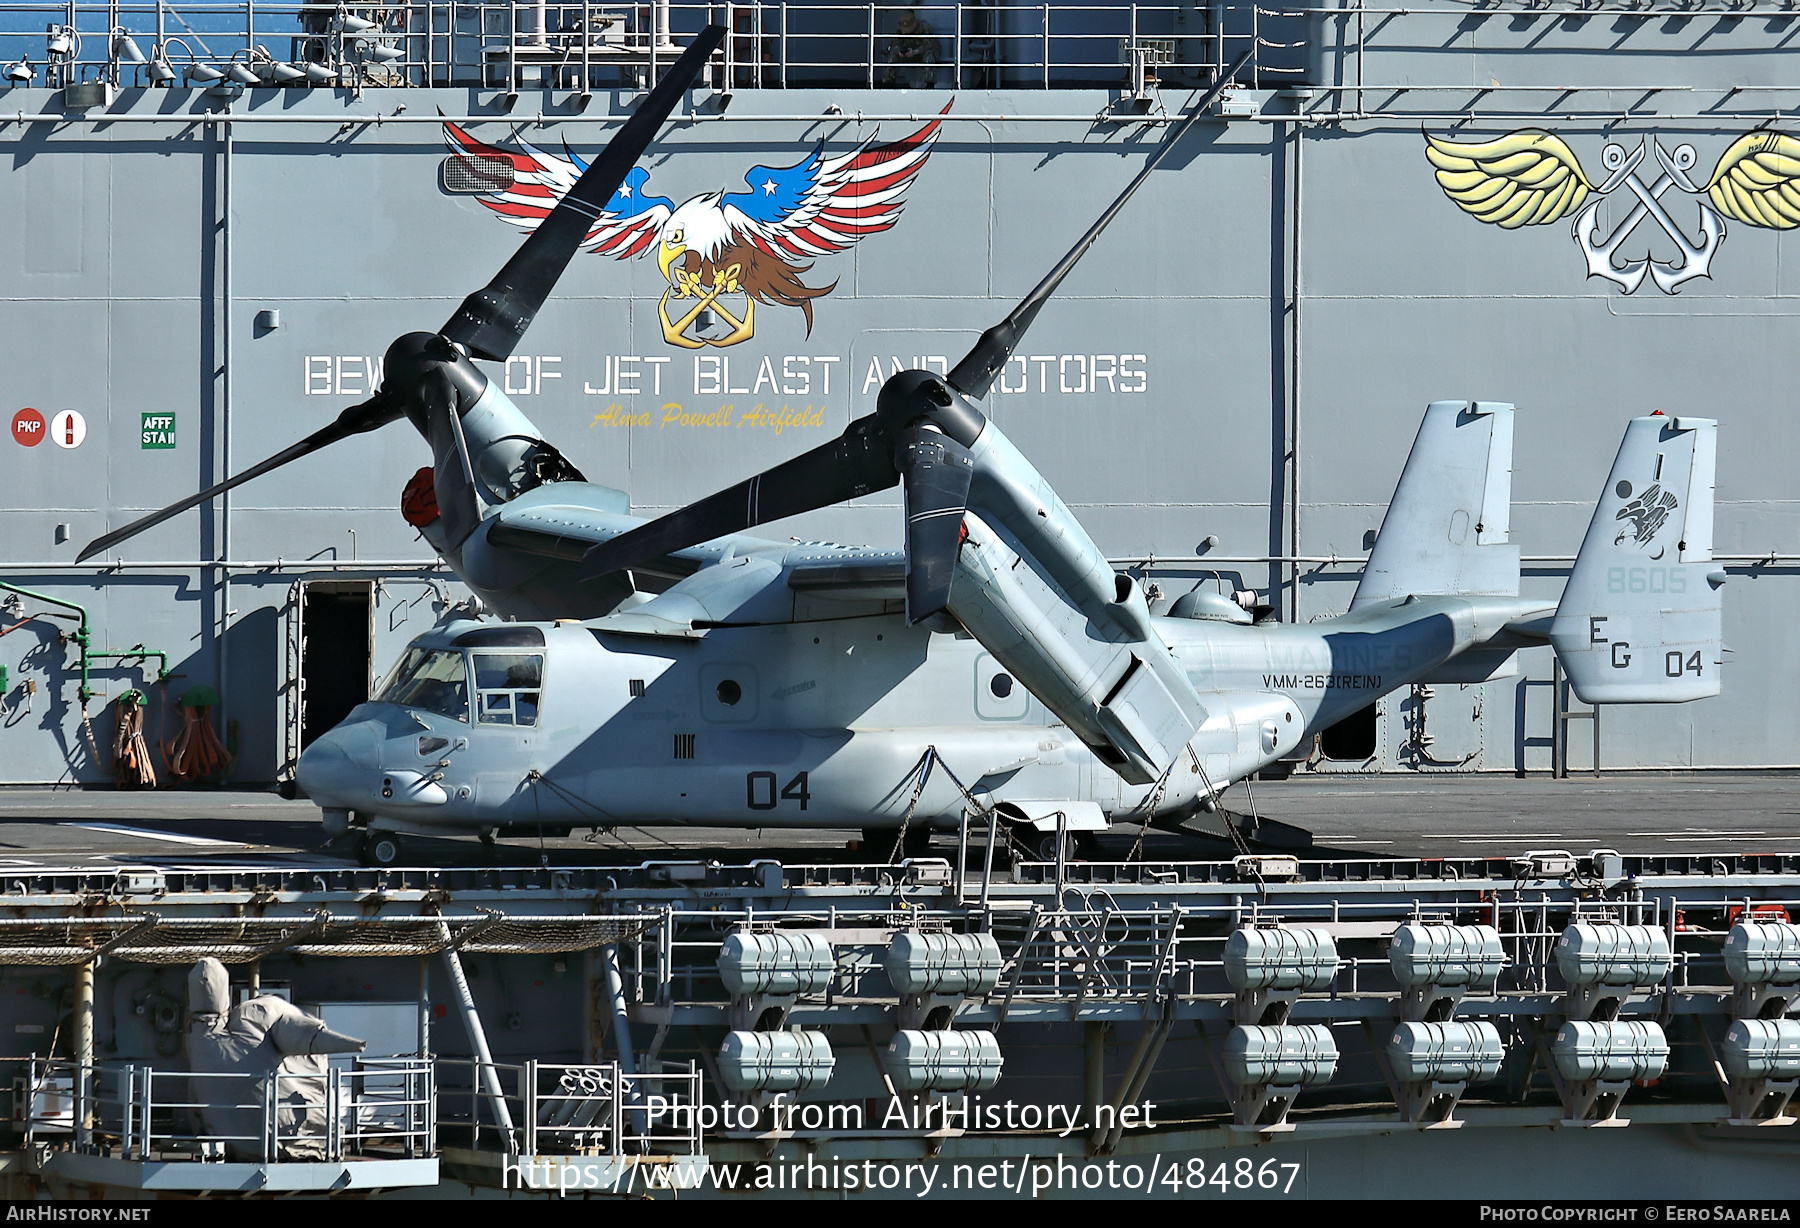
[298,566,1536,836]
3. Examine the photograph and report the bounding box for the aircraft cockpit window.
[474,652,543,726]
[376,648,469,722]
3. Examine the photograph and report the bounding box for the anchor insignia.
[1572,139,1722,295]
[1425,128,1800,295]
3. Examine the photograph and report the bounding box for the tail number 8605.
[1607,566,1686,594]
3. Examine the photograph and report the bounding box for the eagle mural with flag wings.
[444,103,950,348]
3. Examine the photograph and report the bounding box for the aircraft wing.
[492,498,909,635]
[493,495,914,598]
[786,550,906,601]
[486,496,706,584]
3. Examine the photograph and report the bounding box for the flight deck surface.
[1,772,1791,870]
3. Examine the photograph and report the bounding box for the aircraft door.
[1316,702,1381,769]
[468,649,544,810]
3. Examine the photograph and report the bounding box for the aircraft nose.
[296,719,383,805]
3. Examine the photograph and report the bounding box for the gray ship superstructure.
[0,0,1794,787]
[2,0,1799,1200]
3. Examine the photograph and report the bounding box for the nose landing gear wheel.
[359,832,403,867]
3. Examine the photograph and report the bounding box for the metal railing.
[435,1057,702,1156]
[0,0,1789,120]
[0,2,1252,92]
[19,1057,435,1163]
[5,1057,74,1145]
[619,892,1798,1016]
[0,1,1297,93]
[9,1052,695,1161]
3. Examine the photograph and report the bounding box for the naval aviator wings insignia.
[1704,130,1800,230]
[1424,129,1595,229]
[1425,128,1800,295]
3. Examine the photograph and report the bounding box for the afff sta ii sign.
[141,413,176,449]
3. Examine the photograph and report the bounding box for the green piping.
[0,581,172,705]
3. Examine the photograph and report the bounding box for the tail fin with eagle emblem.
[1550,414,1723,703]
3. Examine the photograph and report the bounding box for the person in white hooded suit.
[185,958,367,1160]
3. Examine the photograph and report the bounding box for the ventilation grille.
[441,154,514,194]
[629,679,646,698]
[673,732,696,760]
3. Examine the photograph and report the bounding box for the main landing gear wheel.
[359,832,403,867]
[1015,824,1078,864]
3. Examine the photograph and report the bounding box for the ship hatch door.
[297,581,374,751]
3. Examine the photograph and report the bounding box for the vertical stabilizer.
[1550,415,1722,703]
[1352,401,1519,609]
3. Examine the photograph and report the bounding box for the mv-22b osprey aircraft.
[83,33,1725,866]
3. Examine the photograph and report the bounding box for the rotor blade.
[898,425,975,623]
[76,395,400,563]
[946,48,1255,400]
[577,418,898,583]
[442,25,725,362]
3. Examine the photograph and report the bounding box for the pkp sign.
[11,407,45,446]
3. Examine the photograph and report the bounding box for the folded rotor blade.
[577,417,898,582]
[945,48,1254,400]
[442,25,725,362]
[897,425,975,623]
[76,393,401,563]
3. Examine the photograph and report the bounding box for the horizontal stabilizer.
[1353,401,1519,609]
[1550,415,1722,703]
